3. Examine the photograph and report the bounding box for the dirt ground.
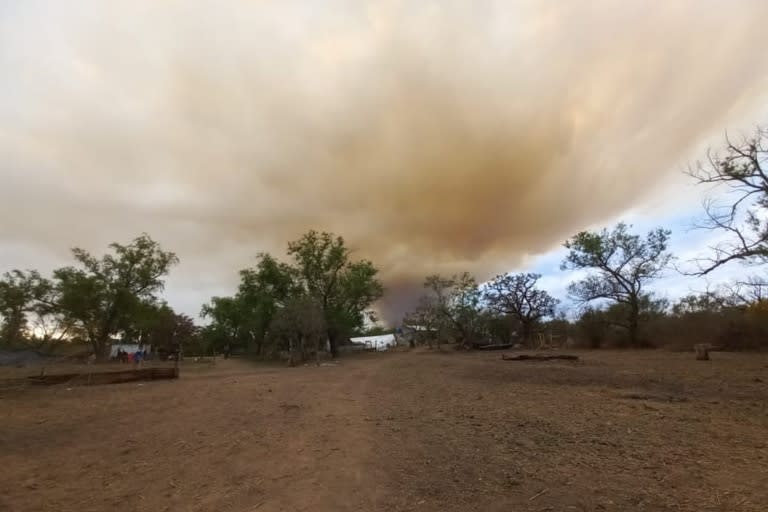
[2,350,767,512]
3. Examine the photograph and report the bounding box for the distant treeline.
[2,129,767,358]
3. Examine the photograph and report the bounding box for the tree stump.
[694,344,710,361]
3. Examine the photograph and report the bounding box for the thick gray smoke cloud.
[1,1,768,321]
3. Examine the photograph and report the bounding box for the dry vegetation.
[2,350,767,512]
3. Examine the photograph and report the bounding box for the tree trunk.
[628,303,640,348]
[254,336,263,358]
[92,333,111,362]
[327,328,339,358]
[287,336,296,367]
[521,321,532,347]
[454,324,469,349]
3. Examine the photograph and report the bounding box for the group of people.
[114,348,149,366]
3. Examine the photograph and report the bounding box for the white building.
[349,334,396,351]
[109,344,151,358]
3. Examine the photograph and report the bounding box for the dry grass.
[1,350,767,511]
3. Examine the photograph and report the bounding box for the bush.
[648,308,768,351]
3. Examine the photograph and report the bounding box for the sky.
[2,1,768,324]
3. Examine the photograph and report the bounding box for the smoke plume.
[1,1,768,321]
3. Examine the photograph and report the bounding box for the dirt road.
[2,350,767,511]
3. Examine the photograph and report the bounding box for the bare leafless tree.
[688,127,768,273]
[483,273,558,343]
[723,275,768,307]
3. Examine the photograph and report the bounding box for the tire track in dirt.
[1,358,389,512]
[252,360,390,512]
[3,352,767,511]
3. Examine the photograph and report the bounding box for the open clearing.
[2,350,767,512]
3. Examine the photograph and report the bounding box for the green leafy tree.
[562,223,672,347]
[200,296,244,357]
[483,273,558,344]
[267,296,325,366]
[237,253,301,355]
[125,302,198,357]
[201,253,300,357]
[52,234,178,360]
[287,231,383,357]
[424,272,482,349]
[0,270,50,346]
[202,231,383,359]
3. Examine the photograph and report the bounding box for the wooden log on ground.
[26,373,74,385]
[477,343,515,351]
[501,354,579,362]
[27,367,179,386]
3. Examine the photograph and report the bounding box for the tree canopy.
[421,272,482,349]
[0,270,50,347]
[0,234,181,358]
[52,234,179,359]
[9,143,768,359]
[202,230,383,361]
[484,273,558,342]
[288,231,384,356]
[562,223,671,346]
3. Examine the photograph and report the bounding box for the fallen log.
[477,343,515,351]
[27,367,179,386]
[501,354,579,362]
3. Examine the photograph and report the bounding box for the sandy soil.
[1,350,767,512]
